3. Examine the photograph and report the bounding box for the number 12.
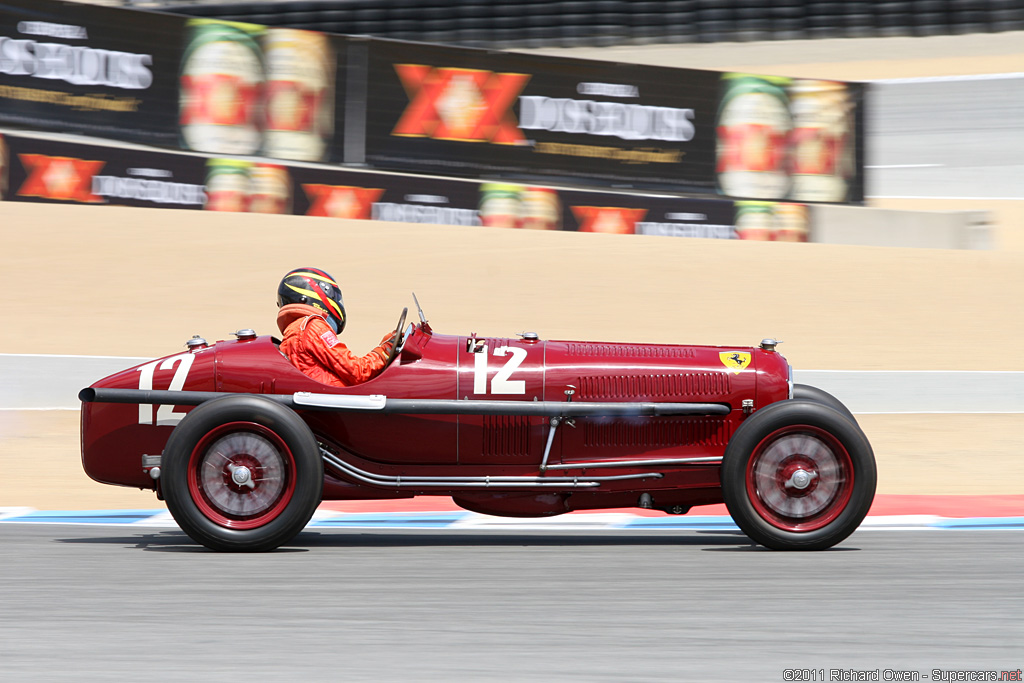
[473,345,527,395]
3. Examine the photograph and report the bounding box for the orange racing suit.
[277,303,394,387]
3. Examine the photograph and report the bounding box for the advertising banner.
[1,133,207,208]
[715,74,865,203]
[362,41,863,203]
[0,0,185,148]
[177,20,345,162]
[363,40,722,195]
[1,132,804,240]
[0,0,344,162]
[0,1,863,204]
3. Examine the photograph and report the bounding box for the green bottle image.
[179,20,266,155]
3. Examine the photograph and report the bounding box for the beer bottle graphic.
[788,80,854,203]
[716,74,793,200]
[262,28,335,162]
[179,20,266,156]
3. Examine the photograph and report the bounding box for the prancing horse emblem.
[719,351,751,374]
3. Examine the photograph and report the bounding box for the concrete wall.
[811,205,992,249]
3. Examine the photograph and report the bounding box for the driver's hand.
[372,332,396,363]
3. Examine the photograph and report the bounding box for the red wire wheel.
[187,422,297,530]
[722,399,876,551]
[744,426,854,533]
[162,395,323,552]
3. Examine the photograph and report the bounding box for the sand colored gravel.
[3,203,1024,370]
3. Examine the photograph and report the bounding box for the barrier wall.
[0,131,805,240]
[811,205,992,250]
[0,0,865,202]
[1,130,993,247]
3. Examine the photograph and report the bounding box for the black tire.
[721,400,876,551]
[793,383,858,426]
[162,395,323,552]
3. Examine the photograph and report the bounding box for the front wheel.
[162,395,323,552]
[793,383,858,426]
[721,400,876,550]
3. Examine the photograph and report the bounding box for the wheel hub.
[228,463,254,488]
[190,428,291,526]
[747,430,850,529]
[785,468,816,491]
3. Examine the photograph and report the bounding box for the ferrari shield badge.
[719,351,751,374]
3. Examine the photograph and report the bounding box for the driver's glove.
[371,332,397,363]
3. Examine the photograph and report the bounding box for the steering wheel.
[383,307,408,369]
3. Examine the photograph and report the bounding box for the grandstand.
[78,0,1024,48]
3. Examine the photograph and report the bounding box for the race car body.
[80,304,875,552]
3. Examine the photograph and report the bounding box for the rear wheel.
[722,400,876,550]
[162,395,323,552]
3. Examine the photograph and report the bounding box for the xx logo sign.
[392,65,530,145]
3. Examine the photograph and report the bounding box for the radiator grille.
[565,343,695,359]
[583,417,730,449]
[577,373,730,400]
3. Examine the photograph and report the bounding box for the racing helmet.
[277,267,346,333]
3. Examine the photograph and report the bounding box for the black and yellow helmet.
[277,267,346,333]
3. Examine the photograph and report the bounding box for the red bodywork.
[81,324,792,517]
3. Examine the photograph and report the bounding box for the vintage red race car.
[80,298,876,552]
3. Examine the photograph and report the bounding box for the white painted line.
[865,164,944,169]
[871,73,1024,83]
[860,515,942,528]
[129,510,177,528]
[855,411,1024,415]
[866,195,1023,201]
[0,507,36,521]
[795,369,1024,414]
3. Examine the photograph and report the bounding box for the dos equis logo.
[392,65,530,145]
[17,154,105,203]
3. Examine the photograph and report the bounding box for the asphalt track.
[0,524,1019,682]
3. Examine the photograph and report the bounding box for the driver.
[276,267,396,387]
